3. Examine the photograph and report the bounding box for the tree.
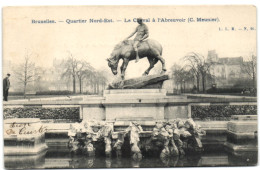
[95,70,109,93]
[171,64,194,92]
[61,52,100,94]
[183,53,201,92]
[184,52,212,93]
[33,67,49,91]
[61,52,79,94]
[242,55,257,88]
[83,69,109,94]
[76,60,93,94]
[13,51,39,98]
[171,64,182,90]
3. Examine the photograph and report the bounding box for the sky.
[3,5,256,78]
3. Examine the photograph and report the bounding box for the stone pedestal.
[4,118,48,155]
[224,115,257,155]
[104,89,167,99]
[104,89,167,121]
[80,89,189,122]
[107,74,169,89]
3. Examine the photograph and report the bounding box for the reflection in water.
[4,150,47,169]
[131,159,140,168]
[4,149,257,169]
[161,156,179,167]
[114,157,123,168]
[105,157,112,168]
[69,156,95,168]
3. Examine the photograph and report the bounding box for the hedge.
[191,105,257,121]
[3,107,80,120]
[36,90,73,95]
[206,88,244,94]
[9,92,24,96]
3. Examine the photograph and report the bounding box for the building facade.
[207,50,249,88]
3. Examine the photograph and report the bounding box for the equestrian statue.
[107,17,166,80]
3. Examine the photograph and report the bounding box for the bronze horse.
[107,39,166,80]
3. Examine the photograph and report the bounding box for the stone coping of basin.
[227,121,258,133]
[114,120,156,126]
[43,123,71,130]
[4,118,41,123]
[3,119,252,133]
[231,115,258,121]
[194,121,228,130]
[3,100,83,105]
[103,89,188,100]
[102,98,193,105]
[104,89,167,94]
[3,97,256,106]
[184,93,257,99]
[7,95,83,102]
[226,130,256,140]
[41,121,230,134]
[79,98,196,105]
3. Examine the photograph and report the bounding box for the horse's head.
[107,42,124,75]
[107,55,119,75]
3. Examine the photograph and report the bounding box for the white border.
[0,0,259,5]
[0,0,259,170]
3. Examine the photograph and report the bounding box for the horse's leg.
[143,58,158,76]
[154,54,166,74]
[120,58,129,80]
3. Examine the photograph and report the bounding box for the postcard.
[2,5,257,169]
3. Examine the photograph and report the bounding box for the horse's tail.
[155,40,163,56]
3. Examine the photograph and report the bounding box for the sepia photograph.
[1,5,257,169]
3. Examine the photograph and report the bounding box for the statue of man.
[125,17,149,62]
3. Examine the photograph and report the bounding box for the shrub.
[9,92,24,96]
[191,105,257,121]
[36,90,73,95]
[206,88,243,94]
[3,107,80,120]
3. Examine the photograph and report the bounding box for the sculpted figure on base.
[125,17,149,63]
[107,17,166,80]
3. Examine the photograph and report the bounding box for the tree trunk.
[82,80,84,93]
[253,77,256,89]
[202,74,205,93]
[23,83,27,99]
[196,74,200,92]
[73,76,76,94]
[97,82,100,94]
[252,65,256,89]
[204,75,207,93]
[79,78,82,94]
[93,82,96,94]
[92,83,94,94]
